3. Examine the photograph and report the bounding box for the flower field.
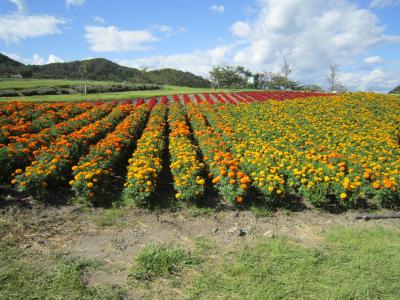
[1,91,399,208]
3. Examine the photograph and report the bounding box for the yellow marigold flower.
[197,179,205,185]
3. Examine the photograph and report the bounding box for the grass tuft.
[92,206,125,227]
[129,245,198,282]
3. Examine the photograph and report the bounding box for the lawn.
[0,78,116,90]
[190,227,400,299]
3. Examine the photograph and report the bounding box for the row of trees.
[209,59,345,92]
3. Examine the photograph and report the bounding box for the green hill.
[0,53,211,88]
[389,86,400,94]
[0,53,25,77]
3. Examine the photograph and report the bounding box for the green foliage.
[265,73,303,90]
[0,89,19,97]
[79,61,89,80]
[146,68,211,88]
[209,65,252,88]
[129,245,198,281]
[190,227,400,299]
[0,53,25,78]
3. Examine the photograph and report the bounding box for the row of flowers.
[71,104,150,201]
[185,102,250,204]
[199,103,286,202]
[0,102,116,182]
[123,104,167,206]
[200,93,400,207]
[14,103,135,197]
[0,101,39,122]
[168,103,205,201]
[0,102,94,146]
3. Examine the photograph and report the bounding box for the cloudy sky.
[1,0,400,91]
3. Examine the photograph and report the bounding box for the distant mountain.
[0,53,211,88]
[0,53,25,77]
[389,86,400,94]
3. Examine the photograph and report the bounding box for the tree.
[262,72,302,90]
[280,58,293,89]
[79,61,89,95]
[327,64,343,92]
[209,66,223,89]
[253,72,269,89]
[209,65,252,89]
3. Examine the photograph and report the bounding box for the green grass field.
[0,79,117,90]
[190,227,400,299]
[0,81,256,102]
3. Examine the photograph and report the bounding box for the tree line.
[209,59,346,92]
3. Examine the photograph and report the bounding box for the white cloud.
[341,69,399,92]
[9,0,26,12]
[93,16,105,24]
[223,0,400,91]
[5,53,64,65]
[0,14,65,43]
[85,26,158,52]
[369,0,400,8]
[66,0,85,7]
[154,25,173,34]
[48,54,64,64]
[150,25,187,37]
[30,54,46,65]
[210,4,225,13]
[117,44,237,77]
[231,21,252,38]
[364,56,384,64]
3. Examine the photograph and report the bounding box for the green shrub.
[20,88,39,96]
[36,87,58,95]
[0,89,19,97]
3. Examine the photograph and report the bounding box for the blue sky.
[0,0,399,91]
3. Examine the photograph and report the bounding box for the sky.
[0,0,400,92]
